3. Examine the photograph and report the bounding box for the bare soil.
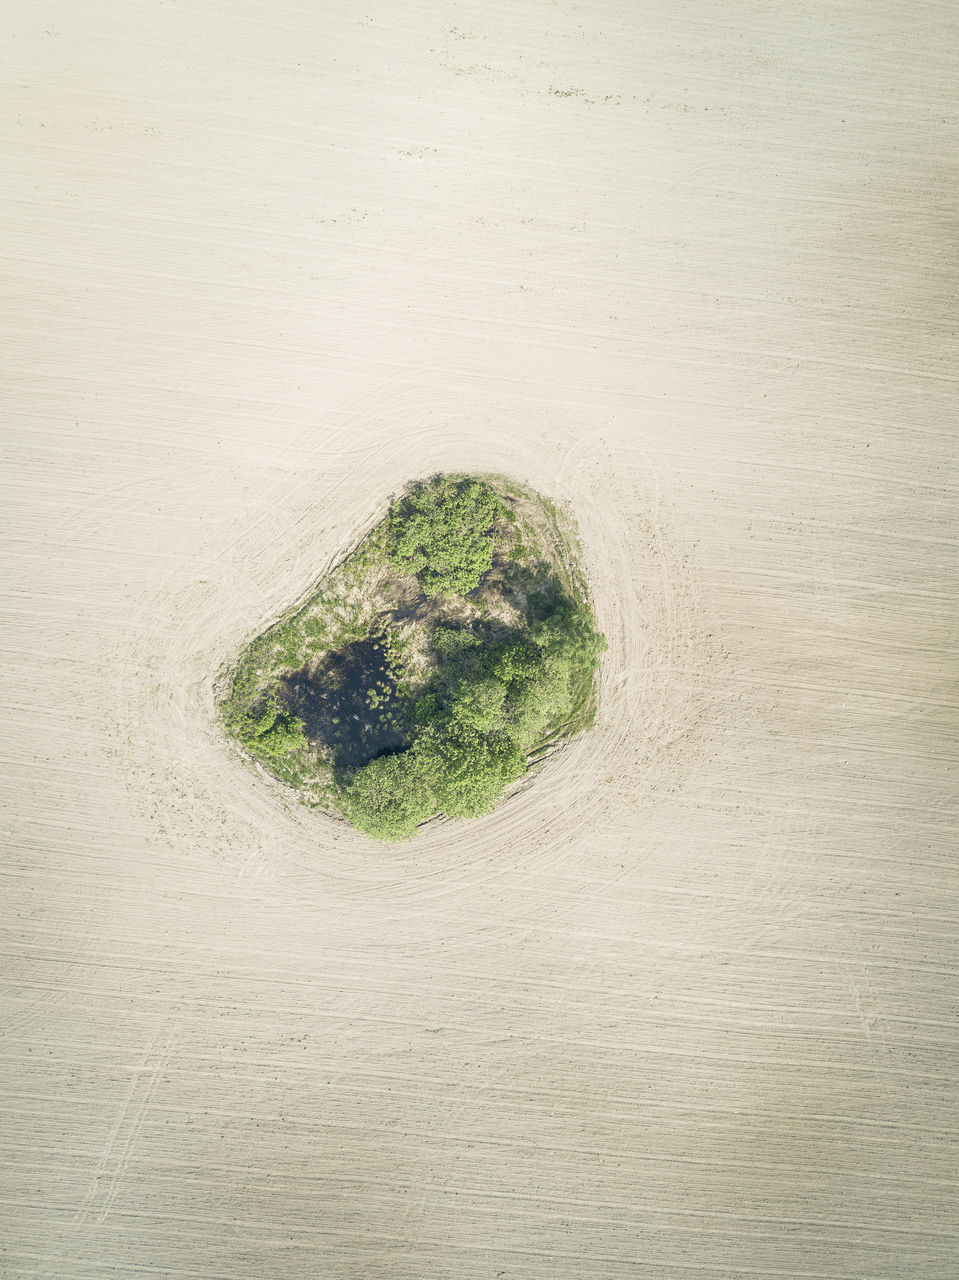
[3,4,956,1279]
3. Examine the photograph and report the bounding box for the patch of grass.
[220,473,605,840]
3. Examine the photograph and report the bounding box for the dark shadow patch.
[282,636,409,768]
[493,557,570,622]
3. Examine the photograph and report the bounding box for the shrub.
[339,750,438,841]
[419,726,526,819]
[384,476,504,597]
[233,696,306,755]
[258,713,308,757]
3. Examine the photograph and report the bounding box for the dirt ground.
[2,3,957,1277]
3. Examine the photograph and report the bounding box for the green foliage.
[339,749,438,842]
[258,713,308,758]
[448,676,508,733]
[230,695,307,759]
[339,595,605,840]
[220,471,605,844]
[339,723,527,840]
[432,624,481,656]
[420,727,526,819]
[384,476,504,597]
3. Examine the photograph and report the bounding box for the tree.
[384,476,504,597]
[416,727,526,819]
[340,750,437,841]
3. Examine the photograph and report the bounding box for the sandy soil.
[2,3,957,1277]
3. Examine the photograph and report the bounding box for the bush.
[233,697,307,756]
[258,714,308,757]
[339,750,438,841]
[384,476,504,597]
[419,726,526,819]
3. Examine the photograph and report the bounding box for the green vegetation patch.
[220,473,606,841]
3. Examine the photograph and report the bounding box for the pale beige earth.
[2,2,957,1277]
